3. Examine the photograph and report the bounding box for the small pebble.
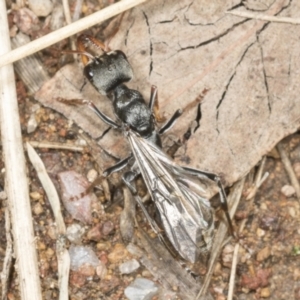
[260,287,271,298]
[69,272,86,288]
[119,259,140,274]
[47,226,56,240]
[58,171,95,224]
[222,244,234,267]
[30,191,41,200]
[27,113,38,133]
[87,224,102,242]
[288,206,296,218]
[76,138,87,146]
[108,243,128,263]
[96,261,107,279]
[281,185,295,197]
[99,253,108,265]
[256,246,271,262]
[66,224,85,244]
[59,128,67,137]
[102,221,114,236]
[39,259,50,278]
[213,287,224,295]
[141,270,152,278]
[45,247,55,259]
[28,0,53,17]
[33,202,43,215]
[37,241,46,250]
[87,169,98,183]
[256,228,265,237]
[124,278,159,300]
[78,263,95,278]
[213,262,222,276]
[31,104,40,113]
[260,203,268,210]
[69,245,100,271]
[96,242,111,251]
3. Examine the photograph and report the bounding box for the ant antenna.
[60,49,95,61]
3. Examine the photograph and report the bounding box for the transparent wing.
[127,130,214,263]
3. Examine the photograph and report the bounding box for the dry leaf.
[35,0,300,194]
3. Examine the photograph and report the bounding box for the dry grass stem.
[0,1,42,299]
[27,142,69,299]
[27,143,66,234]
[29,140,84,151]
[62,0,72,25]
[197,178,246,299]
[62,0,76,54]
[227,157,267,300]
[226,10,300,24]
[277,142,300,201]
[1,206,13,300]
[11,33,50,94]
[0,0,147,68]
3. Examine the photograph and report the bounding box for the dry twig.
[1,205,13,300]
[0,1,42,299]
[27,142,69,300]
[62,0,76,54]
[29,140,84,152]
[227,157,268,300]
[72,0,84,22]
[0,0,148,68]
[277,141,300,201]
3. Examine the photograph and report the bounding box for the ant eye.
[84,67,94,80]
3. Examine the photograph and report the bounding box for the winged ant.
[58,33,234,263]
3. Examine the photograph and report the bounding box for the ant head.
[84,50,133,95]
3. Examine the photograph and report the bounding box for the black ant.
[58,34,233,263]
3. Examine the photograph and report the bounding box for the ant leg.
[122,171,171,249]
[148,85,166,123]
[57,98,120,129]
[148,85,182,134]
[159,109,182,135]
[103,154,133,177]
[86,100,121,129]
[181,166,234,236]
[70,155,133,201]
[149,85,158,111]
[123,171,139,194]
